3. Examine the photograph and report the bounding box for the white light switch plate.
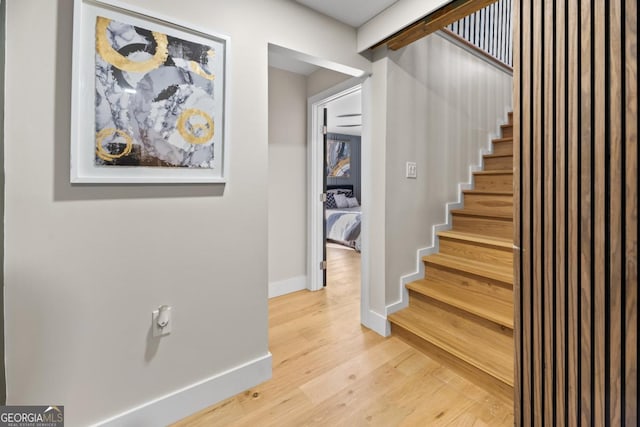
[406,162,417,179]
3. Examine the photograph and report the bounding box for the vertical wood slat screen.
[514,0,638,425]
[447,0,513,67]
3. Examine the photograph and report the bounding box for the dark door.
[322,107,328,287]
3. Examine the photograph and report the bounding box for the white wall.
[367,49,390,316]
[268,67,307,290]
[382,33,513,306]
[0,0,6,405]
[306,68,351,98]
[2,1,369,425]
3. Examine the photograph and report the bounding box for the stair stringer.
[386,118,510,316]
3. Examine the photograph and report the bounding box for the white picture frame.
[71,0,230,183]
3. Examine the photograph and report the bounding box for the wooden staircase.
[388,112,514,404]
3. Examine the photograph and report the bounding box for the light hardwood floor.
[173,246,514,426]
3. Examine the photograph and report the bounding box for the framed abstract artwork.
[71,0,229,183]
[327,140,350,178]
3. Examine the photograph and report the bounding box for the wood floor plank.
[435,367,514,426]
[173,247,513,426]
[389,303,513,386]
[453,399,515,427]
[174,393,248,427]
[380,369,477,426]
[228,389,314,427]
[287,350,429,426]
[299,338,412,404]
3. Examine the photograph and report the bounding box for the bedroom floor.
[173,246,513,426]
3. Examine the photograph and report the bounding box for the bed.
[325,185,362,251]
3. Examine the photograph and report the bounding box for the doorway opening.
[267,43,374,332]
[307,77,377,332]
[314,88,362,294]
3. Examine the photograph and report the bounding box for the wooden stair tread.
[473,170,513,175]
[492,137,513,142]
[484,153,513,159]
[423,253,513,285]
[407,278,514,329]
[437,230,513,248]
[388,305,514,386]
[462,190,513,195]
[450,208,513,220]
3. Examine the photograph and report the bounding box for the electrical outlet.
[152,305,172,337]
[406,162,417,179]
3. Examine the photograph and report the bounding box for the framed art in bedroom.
[70,0,230,183]
[326,139,350,178]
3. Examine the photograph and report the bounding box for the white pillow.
[346,197,359,208]
[333,193,349,208]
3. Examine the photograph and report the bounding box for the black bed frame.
[326,184,354,193]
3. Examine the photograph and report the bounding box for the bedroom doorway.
[321,90,362,290]
[308,79,372,333]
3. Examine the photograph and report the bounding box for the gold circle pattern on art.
[176,109,214,144]
[189,49,216,80]
[329,158,350,177]
[96,17,169,73]
[96,128,133,161]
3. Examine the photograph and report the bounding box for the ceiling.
[295,0,399,27]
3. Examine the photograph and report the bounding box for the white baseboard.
[362,309,391,337]
[268,275,307,298]
[386,295,408,316]
[92,353,272,427]
[391,116,509,313]
[387,245,438,316]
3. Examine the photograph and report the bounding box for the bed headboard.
[327,184,354,192]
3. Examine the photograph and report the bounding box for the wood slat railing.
[446,0,513,67]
